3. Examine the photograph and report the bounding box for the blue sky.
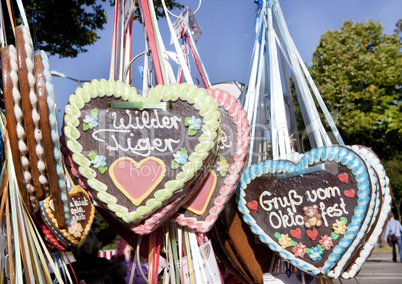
[48,0,401,115]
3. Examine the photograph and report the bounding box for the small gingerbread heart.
[40,185,95,247]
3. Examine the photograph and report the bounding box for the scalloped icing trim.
[325,146,378,278]
[40,200,71,247]
[34,214,66,250]
[172,87,251,233]
[63,81,221,224]
[235,146,371,276]
[19,26,50,196]
[338,146,392,279]
[6,45,39,211]
[39,50,72,224]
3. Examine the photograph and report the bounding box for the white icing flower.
[83,115,99,129]
[188,115,201,130]
[173,151,188,165]
[91,155,107,168]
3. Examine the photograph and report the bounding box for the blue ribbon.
[137,65,144,79]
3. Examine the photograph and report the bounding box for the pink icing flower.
[319,235,334,250]
[69,221,83,238]
[292,242,307,258]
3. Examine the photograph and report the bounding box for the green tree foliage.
[2,0,183,58]
[395,19,402,41]
[308,19,402,216]
[309,20,401,160]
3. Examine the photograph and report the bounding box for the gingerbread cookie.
[33,213,68,251]
[218,196,275,283]
[236,146,372,277]
[324,146,377,278]
[34,50,71,229]
[2,45,36,212]
[173,87,250,233]
[62,81,221,235]
[15,25,49,200]
[40,185,95,247]
[334,146,391,279]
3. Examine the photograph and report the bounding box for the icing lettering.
[268,208,305,230]
[101,132,180,157]
[72,212,86,222]
[220,130,232,150]
[306,186,341,202]
[260,189,303,213]
[112,110,182,130]
[92,109,183,157]
[319,198,349,227]
[259,186,349,229]
[73,197,89,207]
[70,206,86,219]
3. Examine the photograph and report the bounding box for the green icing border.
[63,80,220,223]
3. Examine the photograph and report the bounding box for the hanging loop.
[161,0,202,18]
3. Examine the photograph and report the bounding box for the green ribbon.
[109,101,170,110]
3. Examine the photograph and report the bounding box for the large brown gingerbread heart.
[236,146,372,276]
[62,80,220,234]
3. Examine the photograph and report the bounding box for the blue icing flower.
[83,114,99,129]
[91,155,106,168]
[173,151,188,165]
[188,115,201,130]
[309,246,323,261]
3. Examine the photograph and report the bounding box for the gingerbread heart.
[172,87,250,233]
[40,185,95,247]
[329,145,391,279]
[62,81,220,234]
[236,146,372,276]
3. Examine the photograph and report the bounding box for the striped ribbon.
[139,0,164,85]
[242,0,345,165]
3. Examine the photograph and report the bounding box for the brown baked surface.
[34,51,67,228]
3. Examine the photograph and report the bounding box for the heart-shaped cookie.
[40,185,95,247]
[172,87,250,233]
[236,146,371,276]
[329,145,392,279]
[62,81,220,234]
[324,146,379,278]
[35,50,72,228]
